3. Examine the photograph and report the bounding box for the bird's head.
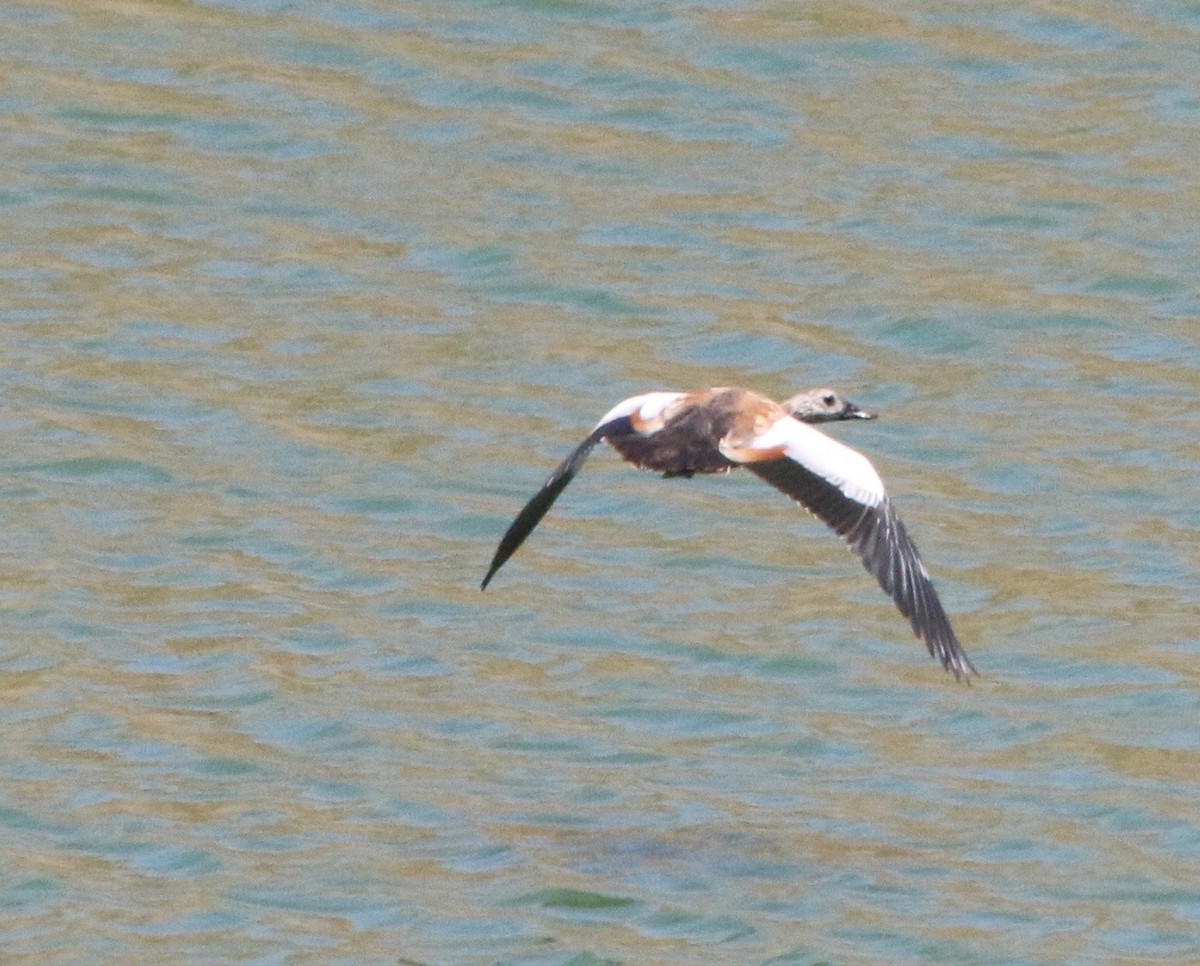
[784,388,875,424]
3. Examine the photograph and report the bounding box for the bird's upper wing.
[480,392,685,589]
[721,416,976,679]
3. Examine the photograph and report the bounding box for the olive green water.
[3,1,1199,963]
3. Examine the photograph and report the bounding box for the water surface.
[3,1,1199,963]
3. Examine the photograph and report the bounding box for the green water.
[2,1,1199,963]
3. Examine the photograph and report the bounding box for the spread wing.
[480,424,610,590]
[725,416,976,679]
[481,392,686,590]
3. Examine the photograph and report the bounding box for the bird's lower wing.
[746,455,976,679]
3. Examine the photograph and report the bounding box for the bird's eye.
[823,394,836,406]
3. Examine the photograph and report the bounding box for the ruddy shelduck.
[482,387,976,679]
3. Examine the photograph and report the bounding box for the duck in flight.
[481,387,976,679]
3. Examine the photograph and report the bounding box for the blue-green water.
[3,1,1199,963]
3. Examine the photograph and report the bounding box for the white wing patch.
[742,416,887,507]
[595,391,686,430]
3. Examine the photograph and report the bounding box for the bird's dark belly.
[607,408,738,475]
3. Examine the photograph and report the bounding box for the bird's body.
[482,387,976,680]
[603,387,776,476]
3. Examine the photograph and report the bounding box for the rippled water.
[4,1,1199,963]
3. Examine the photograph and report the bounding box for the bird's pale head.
[784,388,875,423]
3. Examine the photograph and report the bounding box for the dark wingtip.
[939,641,978,682]
[481,549,508,590]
